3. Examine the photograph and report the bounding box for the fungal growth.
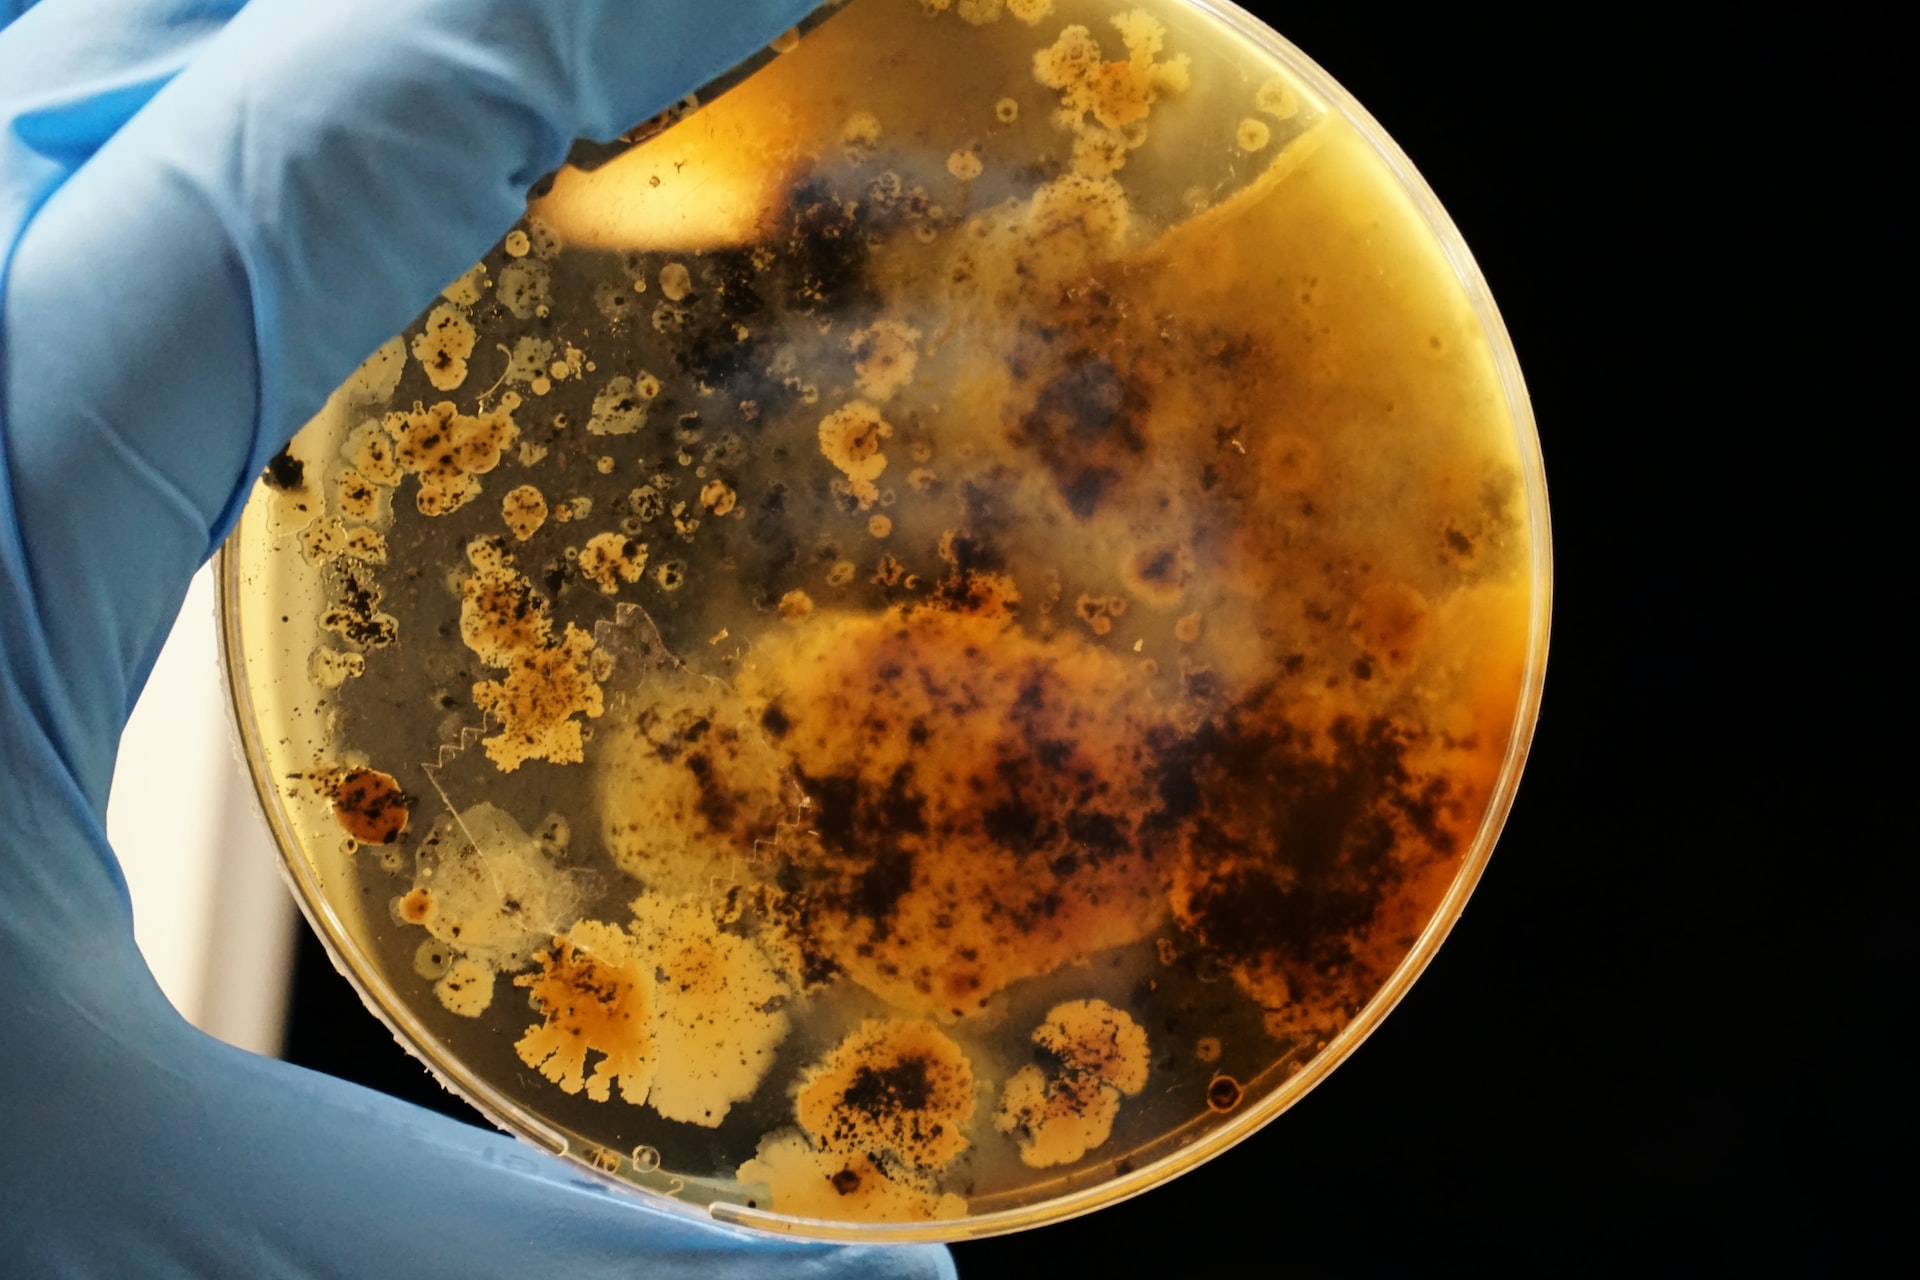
[326,767,410,845]
[458,538,606,770]
[388,397,520,516]
[227,0,1542,1234]
[735,603,1171,1019]
[994,999,1150,1167]
[739,1019,975,1220]
[516,920,659,1102]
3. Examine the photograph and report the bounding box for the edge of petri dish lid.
[217,0,1552,1244]
[560,0,853,174]
[214,540,730,1233]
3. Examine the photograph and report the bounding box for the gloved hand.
[0,2,954,1275]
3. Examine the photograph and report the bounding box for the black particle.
[262,448,305,491]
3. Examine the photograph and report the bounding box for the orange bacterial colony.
[223,0,1545,1238]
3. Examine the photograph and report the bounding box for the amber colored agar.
[221,0,1547,1241]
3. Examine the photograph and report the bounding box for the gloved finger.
[2,0,821,815]
[6,925,954,1278]
[0,1,251,856]
[0,0,247,193]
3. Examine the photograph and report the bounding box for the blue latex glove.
[0,1,955,1274]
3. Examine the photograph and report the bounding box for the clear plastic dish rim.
[216,0,1553,1246]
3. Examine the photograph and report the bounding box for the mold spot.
[1255,76,1299,120]
[515,920,658,1103]
[993,999,1149,1167]
[319,561,398,649]
[398,803,591,984]
[1170,709,1460,1041]
[818,401,892,509]
[737,606,1168,1017]
[660,262,694,302]
[458,541,603,770]
[700,479,738,516]
[397,887,434,926]
[413,939,453,979]
[410,303,476,392]
[589,376,647,436]
[1123,543,1194,607]
[578,533,649,594]
[841,110,882,158]
[440,262,488,306]
[796,1019,976,1170]
[597,675,795,897]
[434,955,495,1016]
[387,399,520,516]
[261,448,305,492]
[497,258,552,319]
[1013,354,1145,518]
[735,1134,966,1223]
[343,337,407,404]
[630,892,793,1127]
[310,648,366,688]
[328,767,410,845]
[502,484,548,542]
[849,320,921,401]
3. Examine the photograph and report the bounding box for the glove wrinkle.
[0,517,135,911]
[0,2,243,177]
[10,80,169,166]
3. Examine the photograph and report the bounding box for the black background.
[282,6,1901,1274]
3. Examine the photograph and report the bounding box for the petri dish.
[221,0,1549,1242]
